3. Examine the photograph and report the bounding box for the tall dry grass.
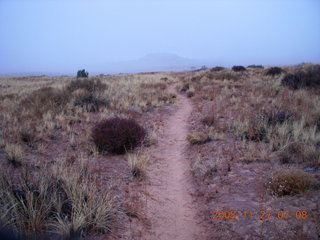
[0,157,118,239]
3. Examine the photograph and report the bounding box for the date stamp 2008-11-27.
[211,210,311,220]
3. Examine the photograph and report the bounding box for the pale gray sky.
[0,0,319,74]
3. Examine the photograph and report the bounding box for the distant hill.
[104,53,203,74]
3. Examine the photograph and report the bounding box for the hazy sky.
[0,0,320,74]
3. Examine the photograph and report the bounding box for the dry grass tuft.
[4,143,23,167]
[186,132,211,145]
[192,156,219,178]
[0,157,118,238]
[127,151,150,179]
[266,167,318,196]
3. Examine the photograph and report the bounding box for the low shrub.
[186,88,195,98]
[192,156,218,178]
[92,118,146,154]
[210,66,225,72]
[186,132,211,144]
[20,129,38,145]
[66,78,108,112]
[180,84,189,92]
[278,142,319,165]
[20,87,70,119]
[191,76,202,82]
[201,115,215,126]
[281,73,301,90]
[233,118,267,142]
[281,65,320,89]
[232,66,246,72]
[214,72,238,80]
[66,78,107,93]
[261,107,294,125]
[266,167,318,196]
[245,122,267,141]
[247,65,264,69]
[74,92,108,112]
[264,67,284,76]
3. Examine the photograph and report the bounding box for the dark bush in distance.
[264,67,284,76]
[210,66,225,72]
[77,69,89,78]
[232,66,246,72]
[247,65,264,69]
[92,118,146,154]
[281,65,320,90]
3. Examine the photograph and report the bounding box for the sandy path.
[143,86,207,240]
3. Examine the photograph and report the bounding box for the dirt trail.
[143,86,207,240]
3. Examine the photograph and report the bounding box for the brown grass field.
[0,64,319,239]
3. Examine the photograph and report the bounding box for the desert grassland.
[0,72,175,147]
[179,63,320,239]
[0,72,175,239]
[0,64,319,239]
[182,64,320,169]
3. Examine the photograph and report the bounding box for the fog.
[0,0,319,75]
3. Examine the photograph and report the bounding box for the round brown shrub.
[92,118,146,154]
